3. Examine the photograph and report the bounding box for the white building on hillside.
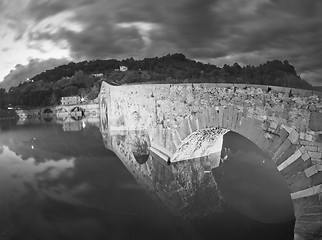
[92,73,104,77]
[120,66,128,72]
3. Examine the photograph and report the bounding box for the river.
[0,117,295,240]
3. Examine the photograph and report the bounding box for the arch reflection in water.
[42,108,54,122]
[127,130,150,164]
[70,107,85,121]
[100,124,295,240]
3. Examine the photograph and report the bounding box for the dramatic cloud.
[0,0,322,85]
[0,58,69,90]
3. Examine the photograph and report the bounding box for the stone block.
[281,157,311,179]
[212,112,219,128]
[288,172,312,192]
[291,187,315,199]
[312,171,322,186]
[311,158,322,165]
[222,107,229,128]
[305,134,313,142]
[270,121,278,129]
[277,149,302,171]
[307,130,316,135]
[267,128,289,154]
[282,124,294,134]
[300,140,315,146]
[313,184,322,194]
[317,134,322,143]
[276,145,296,166]
[308,151,321,159]
[272,139,292,163]
[194,116,200,130]
[202,110,211,128]
[305,146,318,152]
[230,108,238,130]
[189,116,198,132]
[172,130,181,148]
[300,132,306,140]
[302,152,310,161]
[165,128,177,153]
[177,118,191,141]
[309,112,322,131]
[218,107,224,127]
[264,132,273,139]
[299,146,306,154]
[226,106,234,129]
[304,165,319,178]
[235,111,243,127]
[196,113,206,129]
[288,129,299,144]
[219,99,227,106]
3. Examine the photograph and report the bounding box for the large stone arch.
[150,105,321,239]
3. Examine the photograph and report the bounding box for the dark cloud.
[15,0,322,85]
[0,58,69,90]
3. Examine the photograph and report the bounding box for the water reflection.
[0,120,189,240]
[128,130,151,164]
[0,117,295,240]
[101,125,295,240]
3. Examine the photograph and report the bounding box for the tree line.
[0,53,316,109]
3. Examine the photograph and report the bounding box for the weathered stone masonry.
[100,82,322,238]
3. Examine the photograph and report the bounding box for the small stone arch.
[70,106,85,121]
[56,107,68,120]
[42,108,53,114]
[42,108,54,121]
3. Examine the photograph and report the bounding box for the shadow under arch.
[171,127,295,237]
[126,130,151,164]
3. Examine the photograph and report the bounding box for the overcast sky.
[0,0,321,87]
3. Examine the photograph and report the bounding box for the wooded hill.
[0,53,317,109]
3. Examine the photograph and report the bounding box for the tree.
[0,88,7,109]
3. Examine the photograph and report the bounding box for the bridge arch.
[56,107,68,120]
[169,123,295,223]
[42,108,54,121]
[42,108,53,114]
[150,104,319,238]
[70,106,85,121]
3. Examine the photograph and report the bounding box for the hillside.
[0,53,318,109]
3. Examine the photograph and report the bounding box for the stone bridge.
[16,103,99,120]
[99,81,322,239]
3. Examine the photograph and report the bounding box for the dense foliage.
[0,53,317,109]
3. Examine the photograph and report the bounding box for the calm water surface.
[0,118,295,240]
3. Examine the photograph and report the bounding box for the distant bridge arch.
[42,108,53,114]
[70,106,85,120]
